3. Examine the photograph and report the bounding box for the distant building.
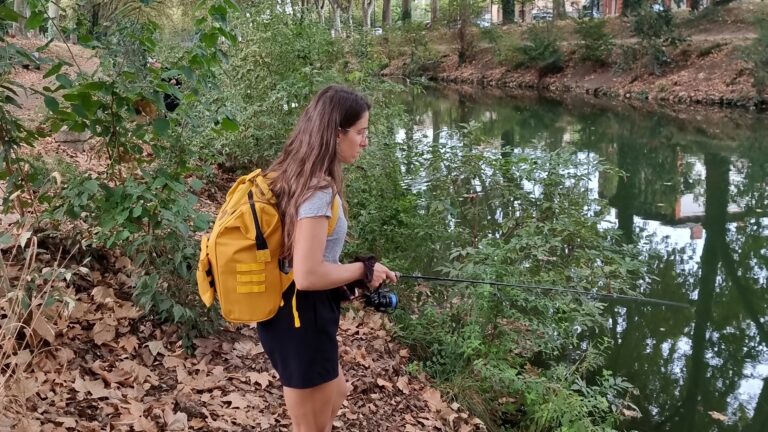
[604,0,710,16]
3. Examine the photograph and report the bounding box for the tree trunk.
[674,153,729,431]
[362,0,372,28]
[346,0,353,34]
[314,0,325,23]
[329,0,342,36]
[401,0,411,22]
[430,0,438,23]
[12,0,27,38]
[333,6,342,36]
[553,0,567,20]
[382,0,391,27]
[47,1,60,40]
[745,377,768,432]
[502,0,515,24]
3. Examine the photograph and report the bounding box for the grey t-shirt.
[297,188,347,263]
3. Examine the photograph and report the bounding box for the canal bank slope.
[381,1,767,111]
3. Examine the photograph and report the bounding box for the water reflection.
[399,86,768,432]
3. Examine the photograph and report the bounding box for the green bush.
[380,21,439,78]
[386,125,644,430]
[493,33,524,69]
[743,15,768,98]
[575,19,615,66]
[631,8,686,74]
[182,5,348,171]
[613,44,642,73]
[2,1,243,349]
[518,24,564,75]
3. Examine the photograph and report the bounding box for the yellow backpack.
[196,169,339,326]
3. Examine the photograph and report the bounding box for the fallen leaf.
[115,256,132,270]
[422,388,445,412]
[145,340,168,357]
[116,360,157,385]
[13,349,32,367]
[55,347,76,366]
[376,378,393,391]
[13,418,41,432]
[92,321,116,345]
[163,356,186,369]
[55,417,77,428]
[233,339,259,357]
[396,376,411,395]
[163,407,188,431]
[11,375,39,400]
[114,302,142,319]
[30,315,56,343]
[135,416,158,432]
[0,414,15,428]
[91,286,116,303]
[73,375,112,399]
[246,372,271,389]
[118,335,139,353]
[221,392,249,409]
[90,361,134,385]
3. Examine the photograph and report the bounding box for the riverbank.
[381,1,768,111]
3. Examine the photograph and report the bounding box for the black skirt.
[257,283,347,389]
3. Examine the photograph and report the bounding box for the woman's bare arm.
[292,216,365,291]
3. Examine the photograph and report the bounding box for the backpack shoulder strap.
[328,195,340,236]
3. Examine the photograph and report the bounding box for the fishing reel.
[363,285,398,314]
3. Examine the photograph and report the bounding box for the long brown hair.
[266,85,370,261]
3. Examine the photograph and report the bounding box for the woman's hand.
[368,262,398,289]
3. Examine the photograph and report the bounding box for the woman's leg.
[283,372,348,432]
[328,366,350,426]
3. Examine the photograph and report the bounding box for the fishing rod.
[396,273,691,308]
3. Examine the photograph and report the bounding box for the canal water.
[394,86,767,432]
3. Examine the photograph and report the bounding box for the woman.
[259,85,398,432]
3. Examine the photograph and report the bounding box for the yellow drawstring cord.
[292,286,301,328]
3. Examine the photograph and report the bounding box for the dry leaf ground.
[0,235,485,432]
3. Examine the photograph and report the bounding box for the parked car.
[531,9,554,22]
[650,2,665,12]
[476,17,492,28]
[580,7,603,19]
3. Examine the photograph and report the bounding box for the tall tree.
[313,0,325,23]
[12,0,27,38]
[401,0,411,21]
[329,0,342,36]
[363,0,374,28]
[431,0,439,23]
[674,153,730,431]
[553,0,567,20]
[345,0,352,33]
[501,0,514,24]
[382,0,391,26]
[47,1,60,40]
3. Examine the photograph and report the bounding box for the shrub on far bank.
[518,24,564,76]
[575,18,615,66]
[743,15,768,98]
[631,8,686,75]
